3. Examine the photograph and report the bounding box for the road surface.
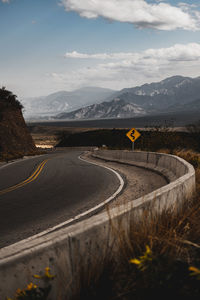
[0,149,168,249]
[0,150,120,248]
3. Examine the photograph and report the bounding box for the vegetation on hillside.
[56,120,200,153]
[0,87,23,111]
[0,87,40,161]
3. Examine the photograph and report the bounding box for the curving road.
[0,150,121,248]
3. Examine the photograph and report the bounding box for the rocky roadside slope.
[0,87,39,161]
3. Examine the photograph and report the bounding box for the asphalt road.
[0,150,120,248]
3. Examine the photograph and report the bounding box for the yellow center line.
[0,159,49,196]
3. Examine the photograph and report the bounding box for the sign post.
[132,141,134,151]
[126,128,141,151]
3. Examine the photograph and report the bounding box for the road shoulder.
[82,151,168,209]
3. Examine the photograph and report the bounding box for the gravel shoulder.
[82,151,168,209]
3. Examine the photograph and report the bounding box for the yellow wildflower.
[16,288,22,295]
[26,282,37,290]
[15,288,26,297]
[129,245,153,271]
[33,274,42,279]
[44,267,55,279]
[129,258,141,265]
[140,245,152,262]
[145,245,151,255]
[34,267,55,281]
[189,266,200,279]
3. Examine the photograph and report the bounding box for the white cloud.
[64,51,139,60]
[65,43,200,62]
[1,0,10,3]
[51,43,200,90]
[60,0,200,30]
[143,43,200,61]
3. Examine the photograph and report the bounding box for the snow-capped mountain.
[107,75,200,112]
[54,75,200,120]
[22,87,116,119]
[56,98,146,120]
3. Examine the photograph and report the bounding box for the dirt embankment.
[0,92,38,160]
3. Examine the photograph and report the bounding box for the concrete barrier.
[0,150,196,299]
[92,149,189,182]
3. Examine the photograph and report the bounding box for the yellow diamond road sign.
[126,128,141,143]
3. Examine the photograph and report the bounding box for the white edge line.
[3,153,124,247]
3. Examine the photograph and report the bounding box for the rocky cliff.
[0,87,37,160]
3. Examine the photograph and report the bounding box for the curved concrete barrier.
[0,150,195,299]
[92,149,190,182]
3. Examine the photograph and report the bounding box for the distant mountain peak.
[23,87,117,120]
[55,97,146,120]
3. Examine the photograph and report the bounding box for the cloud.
[142,43,200,62]
[60,0,200,31]
[51,43,200,90]
[64,51,138,60]
[65,43,200,62]
[1,0,10,3]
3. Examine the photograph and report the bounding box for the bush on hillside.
[0,87,23,111]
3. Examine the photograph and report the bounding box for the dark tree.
[0,87,23,110]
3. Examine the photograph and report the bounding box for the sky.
[0,0,200,98]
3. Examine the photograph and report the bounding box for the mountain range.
[56,98,146,119]
[22,87,116,119]
[22,75,200,120]
[54,75,200,120]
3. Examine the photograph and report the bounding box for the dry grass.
[113,194,200,299]
[172,149,200,188]
[158,149,200,192]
